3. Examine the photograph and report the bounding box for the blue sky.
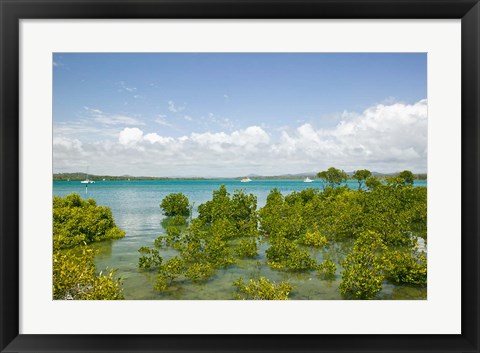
[53,53,427,177]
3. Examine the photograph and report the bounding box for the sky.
[53,53,427,177]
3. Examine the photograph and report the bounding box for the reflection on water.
[53,180,427,300]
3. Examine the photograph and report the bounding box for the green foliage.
[384,250,427,285]
[385,176,407,186]
[361,183,425,246]
[53,193,125,250]
[170,215,188,226]
[365,176,382,190]
[198,186,258,237]
[339,229,427,299]
[53,247,123,300]
[266,238,317,271]
[298,228,328,247]
[136,171,427,299]
[233,277,293,300]
[257,172,426,297]
[52,193,125,300]
[313,189,364,240]
[405,187,428,239]
[211,218,238,240]
[259,188,307,240]
[204,235,235,268]
[197,185,233,224]
[152,225,184,249]
[153,236,166,248]
[185,263,215,282]
[160,193,190,216]
[353,169,372,189]
[399,170,415,185]
[138,247,163,270]
[317,167,348,187]
[146,186,263,291]
[339,231,387,299]
[235,238,258,258]
[317,259,337,278]
[154,257,185,291]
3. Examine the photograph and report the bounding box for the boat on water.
[81,168,95,184]
[240,177,252,183]
[304,177,314,183]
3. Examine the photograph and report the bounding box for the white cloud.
[232,126,270,145]
[84,107,144,126]
[119,81,136,92]
[54,120,102,136]
[54,100,427,176]
[84,107,102,114]
[272,99,428,171]
[53,136,83,151]
[143,133,173,145]
[119,127,144,145]
[184,115,193,121]
[189,126,270,147]
[95,115,144,126]
[168,100,185,113]
[119,128,175,146]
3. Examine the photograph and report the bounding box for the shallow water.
[53,179,427,300]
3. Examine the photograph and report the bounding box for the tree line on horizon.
[52,169,427,181]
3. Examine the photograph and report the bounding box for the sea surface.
[53,179,428,300]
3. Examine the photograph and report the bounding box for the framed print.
[1,0,479,352]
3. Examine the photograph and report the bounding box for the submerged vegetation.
[143,185,260,291]
[53,193,125,300]
[52,167,426,300]
[233,277,293,300]
[136,168,427,300]
[53,193,125,250]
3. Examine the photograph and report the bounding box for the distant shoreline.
[53,172,428,181]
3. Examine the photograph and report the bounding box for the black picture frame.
[1,0,479,352]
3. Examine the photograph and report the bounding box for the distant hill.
[54,171,427,181]
[53,173,207,181]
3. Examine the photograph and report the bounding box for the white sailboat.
[241,177,252,183]
[81,168,95,184]
[304,177,314,183]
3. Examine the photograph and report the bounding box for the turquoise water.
[53,179,427,300]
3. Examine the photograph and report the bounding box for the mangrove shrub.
[160,193,190,217]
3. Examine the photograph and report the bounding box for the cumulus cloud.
[119,127,144,145]
[272,99,427,171]
[53,136,83,151]
[143,133,173,145]
[54,100,427,176]
[118,128,174,146]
